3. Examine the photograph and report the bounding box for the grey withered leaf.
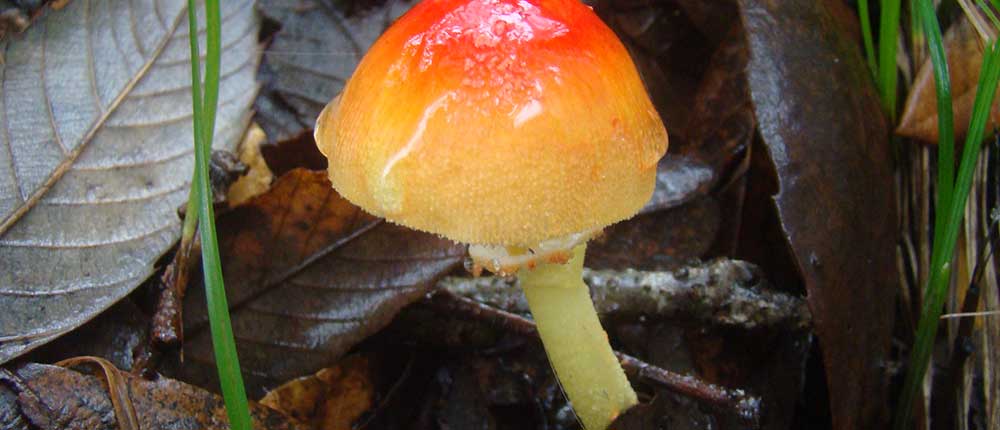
[0,0,260,363]
[255,0,413,143]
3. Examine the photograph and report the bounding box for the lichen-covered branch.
[439,259,810,330]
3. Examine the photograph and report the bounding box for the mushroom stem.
[520,244,637,429]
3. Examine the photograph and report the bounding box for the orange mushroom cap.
[315,0,668,246]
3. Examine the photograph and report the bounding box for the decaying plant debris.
[1,0,996,429]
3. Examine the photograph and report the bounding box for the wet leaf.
[897,17,1000,143]
[739,0,897,428]
[0,362,304,430]
[261,354,374,430]
[260,131,329,177]
[0,0,259,363]
[600,0,751,216]
[595,2,753,273]
[590,196,721,271]
[255,0,413,144]
[180,169,465,394]
[25,299,151,373]
[683,23,754,193]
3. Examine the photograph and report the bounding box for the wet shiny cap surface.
[315,0,668,246]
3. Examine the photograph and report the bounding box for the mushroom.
[314,0,668,427]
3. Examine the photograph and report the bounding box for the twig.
[439,259,810,330]
[936,199,1000,427]
[941,310,1000,318]
[428,290,762,425]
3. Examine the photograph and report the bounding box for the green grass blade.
[186,1,253,429]
[859,0,878,77]
[893,39,1000,430]
[202,0,222,154]
[917,0,956,267]
[977,0,1000,32]
[879,0,903,118]
[181,0,205,245]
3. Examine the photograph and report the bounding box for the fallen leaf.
[227,124,274,207]
[599,0,730,212]
[24,299,151,373]
[255,0,413,144]
[0,374,29,429]
[589,196,721,271]
[897,17,1000,143]
[599,1,752,218]
[180,169,465,394]
[683,23,754,193]
[56,356,140,430]
[738,0,897,429]
[261,354,375,430]
[0,0,259,364]
[0,362,304,430]
[260,131,330,177]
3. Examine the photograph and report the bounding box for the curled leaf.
[898,17,1000,143]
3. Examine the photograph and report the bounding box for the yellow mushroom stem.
[519,244,637,430]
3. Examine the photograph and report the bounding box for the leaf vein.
[128,0,147,58]
[245,305,369,323]
[0,271,145,297]
[0,221,172,249]
[41,180,185,205]
[129,51,255,98]
[87,0,106,113]
[106,90,246,129]
[0,0,189,236]
[41,16,69,155]
[72,147,193,171]
[1,72,24,203]
[266,55,348,83]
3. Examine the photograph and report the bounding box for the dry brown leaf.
[55,357,140,430]
[0,363,305,430]
[261,354,375,430]
[898,17,1000,143]
[228,124,274,207]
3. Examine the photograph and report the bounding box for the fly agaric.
[314,0,668,427]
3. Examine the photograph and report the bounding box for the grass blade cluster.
[892,2,1000,425]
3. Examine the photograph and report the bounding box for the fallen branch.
[428,290,762,426]
[439,259,810,330]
